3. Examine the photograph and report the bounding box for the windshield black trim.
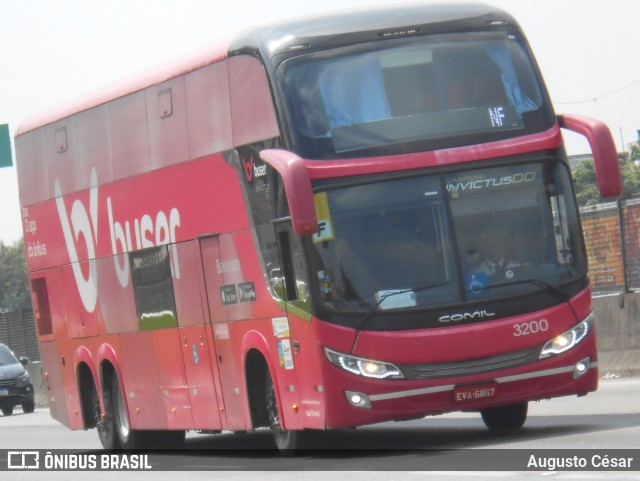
[310,276,588,332]
[304,153,587,331]
[310,149,564,193]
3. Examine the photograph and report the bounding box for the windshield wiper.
[351,280,450,351]
[480,278,571,302]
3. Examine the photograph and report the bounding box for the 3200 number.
[513,319,549,337]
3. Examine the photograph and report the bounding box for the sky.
[0,0,639,244]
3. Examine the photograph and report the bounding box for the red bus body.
[15,4,619,450]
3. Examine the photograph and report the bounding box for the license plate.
[454,383,497,403]
[0,388,8,396]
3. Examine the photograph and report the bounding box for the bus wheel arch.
[263,364,306,454]
[76,361,98,429]
[98,359,148,449]
[245,349,270,429]
[242,330,274,429]
[74,346,99,430]
[98,356,185,449]
[243,341,306,454]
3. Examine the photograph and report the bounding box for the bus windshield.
[277,31,553,159]
[309,161,586,321]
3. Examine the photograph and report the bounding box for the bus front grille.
[398,347,541,380]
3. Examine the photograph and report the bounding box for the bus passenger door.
[179,322,223,430]
[174,239,224,430]
[198,235,244,430]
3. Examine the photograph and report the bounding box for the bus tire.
[94,381,120,449]
[265,371,304,455]
[110,375,150,449]
[480,402,528,431]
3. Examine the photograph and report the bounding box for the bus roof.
[16,39,232,136]
[17,3,514,136]
[230,3,514,63]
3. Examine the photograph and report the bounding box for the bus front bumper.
[321,335,598,429]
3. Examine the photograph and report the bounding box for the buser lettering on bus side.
[253,163,267,178]
[56,167,182,314]
[108,200,181,286]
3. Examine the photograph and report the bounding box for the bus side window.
[549,194,573,265]
[31,277,52,336]
[276,223,311,311]
[228,55,279,146]
[278,229,297,301]
[130,245,179,330]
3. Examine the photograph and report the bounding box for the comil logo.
[439,309,496,323]
[55,168,99,313]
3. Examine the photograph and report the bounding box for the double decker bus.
[15,3,620,452]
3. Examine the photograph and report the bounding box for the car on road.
[0,343,35,416]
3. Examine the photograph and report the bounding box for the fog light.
[345,391,372,410]
[573,357,590,379]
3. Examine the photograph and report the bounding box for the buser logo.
[55,168,99,313]
[241,153,267,183]
[55,167,182,314]
[439,309,496,323]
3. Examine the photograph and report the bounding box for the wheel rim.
[114,380,130,438]
[266,381,282,433]
[265,376,300,452]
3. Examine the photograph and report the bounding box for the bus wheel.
[110,375,150,449]
[94,382,120,449]
[480,402,528,431]
[265,373,303,454]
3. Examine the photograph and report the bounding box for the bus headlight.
[324,348,404,379]
[539,315,592,359]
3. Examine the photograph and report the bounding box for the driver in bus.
[471,228,520,279]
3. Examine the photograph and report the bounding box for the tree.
[572,148,640,207]
[572,158,601,207]
[0,238,30,311]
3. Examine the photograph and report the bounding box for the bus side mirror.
[558,114,621,199]
[259,149,319,237]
